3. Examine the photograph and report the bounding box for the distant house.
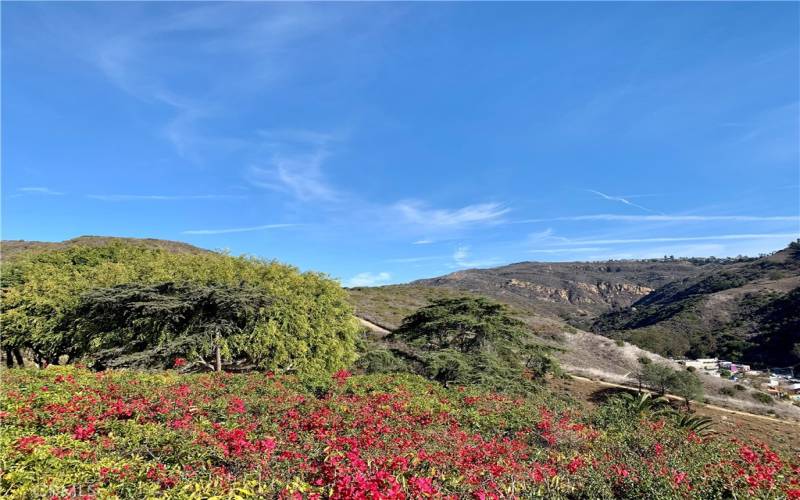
[681,358,719,371]
[789,383,800,395]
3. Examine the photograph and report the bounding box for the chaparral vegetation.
[1,243,799,499]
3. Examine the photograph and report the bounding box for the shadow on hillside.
[588,387,636,405]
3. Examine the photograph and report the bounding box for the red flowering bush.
[1,366,797,499]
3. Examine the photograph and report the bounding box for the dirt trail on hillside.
[357,317,391,336]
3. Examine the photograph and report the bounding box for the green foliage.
[355,349,408,374]
[639,363,677,395]
[395,297,526,353]
[1,243,359,377]
[614,392,670,418]
[636,363,703,408]
[718,387,735,397]
[390,297,559,391]
[66,282,272,370]
[671,370,704,409]
[423,349,471,386]
[673,414,715,436]
[751,391,773,405]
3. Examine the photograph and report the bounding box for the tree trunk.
[214,331,222,372]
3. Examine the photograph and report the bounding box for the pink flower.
[410,477,437,496]
[73,423,95,441]
[332,370,352,384]
[227,397,246,415]
[739,446,759,464]
[567,456,584,474]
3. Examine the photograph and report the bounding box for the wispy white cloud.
[88,194,245,202]
[18,187,64,196]
[80,4,358,162]
[514,214,800,223]
[395,202,510,229]
[587,189,658,214]
[182,223,298,235]
[247,130,342,202]
[413,239,434,245]
[345,271,391,287]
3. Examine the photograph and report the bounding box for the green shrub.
[356,349,408,374]
[1,243,359,378]
[751,391,773,404]
[718,387,735,397]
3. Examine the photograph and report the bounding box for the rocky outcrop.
[506,279,653,305]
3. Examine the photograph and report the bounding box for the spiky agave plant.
[616,392,672,417]
[674,414,716,436]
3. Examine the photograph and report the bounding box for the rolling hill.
[1,235,210,261]
[410,258,713,328]
[593,242,800,367]
[350,241,800,371]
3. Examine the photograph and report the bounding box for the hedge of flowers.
[1,366,798,499]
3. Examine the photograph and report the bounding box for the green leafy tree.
[395,297,526,353]
[66,282,272,371]
[640,363,677,395]
[1,243,359,377]
[390,297,559,390]
[671,369,704,410]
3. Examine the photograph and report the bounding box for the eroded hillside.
[593,243,800,366]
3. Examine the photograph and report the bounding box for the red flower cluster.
[2,367,798,499]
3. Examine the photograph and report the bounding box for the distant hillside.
[411,258,715,328]
[593,242,800,368]
[348,281,800,420]
[1,236,210,261]
[352,242,800,370]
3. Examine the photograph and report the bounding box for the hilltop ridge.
[1,236,210,261]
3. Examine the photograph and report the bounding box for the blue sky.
[3,2,799,286]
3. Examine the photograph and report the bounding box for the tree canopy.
[389,297,559,391]
[1,243,359,377]
[65,281,273,371]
